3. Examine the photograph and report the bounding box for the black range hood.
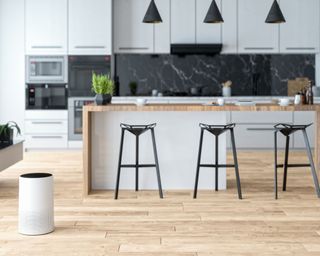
[170,44,222,55]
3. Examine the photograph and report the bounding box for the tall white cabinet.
[171,0,222,44]
[114,0,154,53]
[68,0,112,55]
[114,0,170,54]
[171,0,196,44]
[221,0,238,53]
[279,0,320,53]
[238,0,279,53]
[154,0,171,53]
[25,0,68,55]
[196,0,222,44]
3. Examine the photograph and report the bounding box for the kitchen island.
[83,104,320,196]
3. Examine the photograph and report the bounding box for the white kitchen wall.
[0,0,25,132]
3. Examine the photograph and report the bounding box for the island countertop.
[84,103,320,112]
[83,103,320,197]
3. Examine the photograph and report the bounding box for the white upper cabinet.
[196,0,222,44]
[114,0,154,53]
[279,0,320,53]
[238,0,279,53]
[221,0,238,53]
[25,0,67,55]
[68,0,112,55]
[171,0,196,44]
[154,0,171,53]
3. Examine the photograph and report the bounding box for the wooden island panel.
[83,104,320,197]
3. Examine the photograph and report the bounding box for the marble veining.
[116,54,315,96]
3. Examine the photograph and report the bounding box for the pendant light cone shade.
[204,0,224,23]
[143,0,162,23]
[265,0,286,23]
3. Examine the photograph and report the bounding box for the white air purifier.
[19,173,54,235]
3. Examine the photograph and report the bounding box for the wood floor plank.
[0,151,319,255]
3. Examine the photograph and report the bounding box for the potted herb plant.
[129,82,138,96]
[0,121,21,146]
[92,72,114,105]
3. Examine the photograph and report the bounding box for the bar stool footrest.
[120,164,157,168]
[276,164,311,168]
[199,164,235,168]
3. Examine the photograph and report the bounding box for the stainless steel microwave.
[26,56,68,84]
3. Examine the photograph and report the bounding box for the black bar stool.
[274,123,320,199]
[114,123,163,199]
[193,123,242,199]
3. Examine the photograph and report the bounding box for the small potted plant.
[0,121,21,147]
[92,72,114,105]
[129,81,138,96]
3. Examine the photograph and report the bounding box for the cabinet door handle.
[118,47,149,50]
[286,47,316,50]
[74,46,106,49]
[244,47,274,50]
[31,136,63,139]
[31,46,63,49]
[31,121,63,125]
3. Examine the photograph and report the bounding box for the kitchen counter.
[83,103,320,197]
[85,103,320,112]
[111,96,320,104]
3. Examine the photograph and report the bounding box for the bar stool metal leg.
[135,135,139,192]
[302,129,320,198]
[274,131,278,200]
[150,128,163,199]
[230,128,242,199]
[193,128,204,199]
[215,135,219,191]
[283,135,290,191]
[115,129,125,200]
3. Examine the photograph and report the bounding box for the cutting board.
[287,78,310,96]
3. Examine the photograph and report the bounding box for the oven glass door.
[73,105,83,135]
[26,84,68,110]
[69,99,94,140]
[68,56,111,97]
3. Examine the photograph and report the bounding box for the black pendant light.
[204,0,224,24]
[265,0,286,23]
[143,0,162,24]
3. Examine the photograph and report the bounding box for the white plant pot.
[222,87,231,97]
[19,173,54,235]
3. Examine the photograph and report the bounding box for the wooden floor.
[1,151,320,255]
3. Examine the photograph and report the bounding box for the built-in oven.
[68,97,94,140]
[26,55,68,84]
[68,55,111,97]
[26,84,68,110]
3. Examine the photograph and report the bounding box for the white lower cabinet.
[229,112,293,149]
[25,120,68,134]
[24,111,68,150]
[229,111,315,149]
[232,124,291,149]
[293,112,315,149]
[25,134,68,149]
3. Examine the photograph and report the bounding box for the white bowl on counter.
[278,98,290,106]
[136,98,147,106]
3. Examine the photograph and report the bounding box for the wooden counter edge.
[84,103,320,112]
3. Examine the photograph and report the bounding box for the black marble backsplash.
[115,54,315,96]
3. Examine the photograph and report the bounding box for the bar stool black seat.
[114,123,163,199]
[194,123,242,199]
[274,123,320,199]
